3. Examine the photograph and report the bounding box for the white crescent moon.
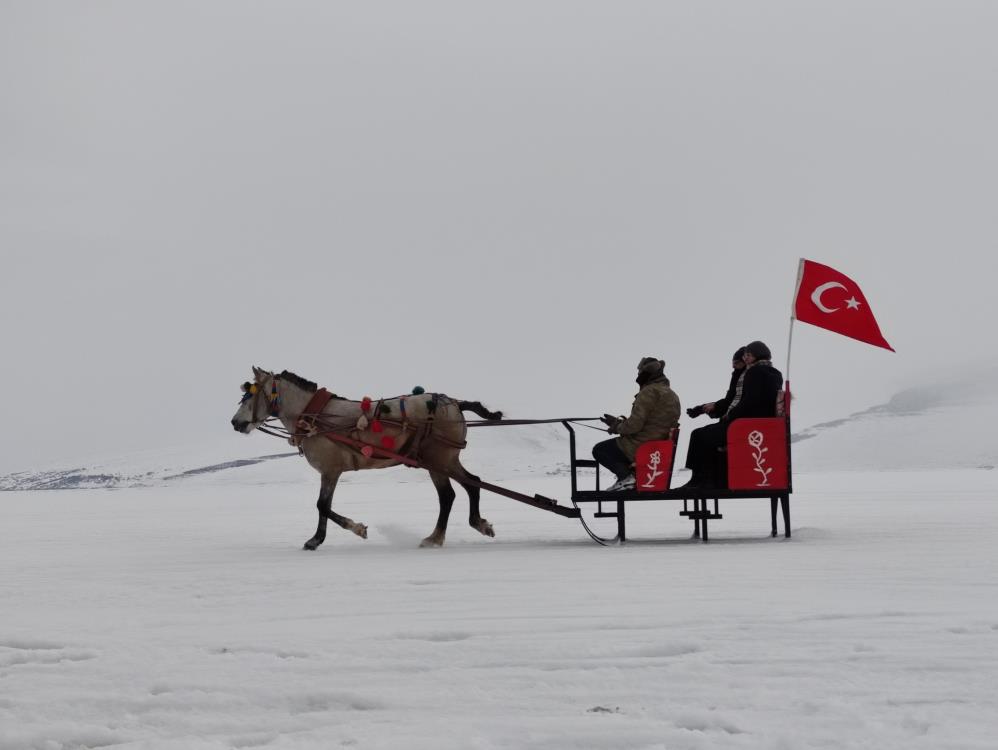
[811,281,847,313]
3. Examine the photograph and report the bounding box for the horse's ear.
[252,365,265,381]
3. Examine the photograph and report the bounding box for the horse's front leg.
[304,473,340,551]
[327,508,368,539]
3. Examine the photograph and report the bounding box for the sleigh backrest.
[635,427,680,492]
[726,417,789,490]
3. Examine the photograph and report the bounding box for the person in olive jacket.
[594,357,681,492]
[681,340,783,489]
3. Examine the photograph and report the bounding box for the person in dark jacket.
[593,357,681,492]
[680,340,783,489]
[686,347,747,421]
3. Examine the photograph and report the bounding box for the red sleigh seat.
[634,428,679,492]
[726,418,788,491]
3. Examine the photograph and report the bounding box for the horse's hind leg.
[304,472,342,551]
[456,464,494,539]
[421,470,456,548]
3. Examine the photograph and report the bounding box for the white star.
[845,296,861,310]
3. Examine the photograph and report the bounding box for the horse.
[230,367,503,550]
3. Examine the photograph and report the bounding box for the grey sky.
[2,1,996,473]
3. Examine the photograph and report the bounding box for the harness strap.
[295,388,335,442]
[252,379,279,416]
[423,397,442,452]
[288,388,481,459]
[317,429,423,468]
[269,380,279,415]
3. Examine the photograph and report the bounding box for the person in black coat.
[681,340,784,489]
[686,347,746,421]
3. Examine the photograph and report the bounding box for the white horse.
[230,367,501,549]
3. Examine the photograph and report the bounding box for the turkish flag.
[793,259,894,352]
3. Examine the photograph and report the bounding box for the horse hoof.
[354,524,368,540]
[419,537,443,548]
[303,539,320,551]
[473,520,495,538]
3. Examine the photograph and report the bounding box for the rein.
[249,377,608,456]
[254,417,607,473]
[466,417,605,431]
[255,415,608,448]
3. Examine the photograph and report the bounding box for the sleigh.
[565,389,793,544]
[235,367,795,548]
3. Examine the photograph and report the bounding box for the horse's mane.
[277,370,318,392]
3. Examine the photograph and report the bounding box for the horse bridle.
[242,374,281,426]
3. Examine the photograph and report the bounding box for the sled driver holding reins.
[593,357,681,492]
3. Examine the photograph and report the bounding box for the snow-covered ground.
[3,385,998,749]
[4,467,998,749]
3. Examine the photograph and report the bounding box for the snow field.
[3,468,998,748]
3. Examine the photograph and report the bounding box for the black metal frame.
[563,416,793,544]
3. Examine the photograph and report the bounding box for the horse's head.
[231,366,278,433]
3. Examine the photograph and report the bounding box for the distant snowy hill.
[0,423,575,492]
[791,372,997,472]
[3,372,994,490]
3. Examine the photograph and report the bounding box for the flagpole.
[786,317,794,383]
[787,258,805,384]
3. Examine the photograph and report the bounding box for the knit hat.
[745,340,772,360]
[637,357,665,374]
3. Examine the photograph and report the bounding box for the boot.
[606,473,635,492]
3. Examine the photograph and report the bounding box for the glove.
[601,413,622,434]
[686,405,705,419]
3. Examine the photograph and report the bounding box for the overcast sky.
[2,1,996,473]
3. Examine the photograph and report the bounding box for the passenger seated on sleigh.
[680,340,783,490]
[686,346,746,422]
[593,357,681,492]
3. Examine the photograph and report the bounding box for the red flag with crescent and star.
[793,259,894,352]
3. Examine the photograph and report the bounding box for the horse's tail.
[458,400,503,421]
